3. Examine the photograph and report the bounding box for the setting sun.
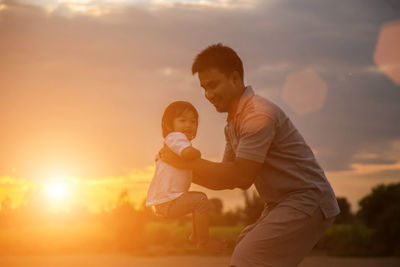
[44,181,69,201]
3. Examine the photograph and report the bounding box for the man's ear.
[230,71,242,87]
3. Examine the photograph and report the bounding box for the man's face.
[198,68,240,113]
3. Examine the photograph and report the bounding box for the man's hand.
[159,145,197,169]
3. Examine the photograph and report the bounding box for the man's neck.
[227,86,246,120]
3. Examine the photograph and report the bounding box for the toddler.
[146,101,224,252]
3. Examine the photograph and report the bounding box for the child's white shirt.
[146,132,193,206]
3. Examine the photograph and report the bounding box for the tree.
[106,189,147,250]
[357,182,400,255]
[334,197,354,224]
[0,196,13,227]
[209,197,223,215]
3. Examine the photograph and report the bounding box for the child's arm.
[165,132,200,160]
[180,146,201,160]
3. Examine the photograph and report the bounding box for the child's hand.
[159,145,196,169]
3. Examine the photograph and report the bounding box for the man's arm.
[191,157,262,190]
[159,145,262,190]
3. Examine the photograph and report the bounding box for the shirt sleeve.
[235,107,276,163]
[165,132,192,156]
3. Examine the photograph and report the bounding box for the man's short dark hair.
[191,43,244,81]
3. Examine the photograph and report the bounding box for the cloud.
[326,140,400,210]
[7,0,260,17]
[1,0,399,184]
[349,162,400,175]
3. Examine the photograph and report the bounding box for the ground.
[0,254,399,267]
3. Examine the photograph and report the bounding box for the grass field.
[0,254,399,267]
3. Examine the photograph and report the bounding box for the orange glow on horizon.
[0,167,156,213]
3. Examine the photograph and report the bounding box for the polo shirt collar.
[227,86,254,121]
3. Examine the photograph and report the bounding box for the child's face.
[172,109,197,140]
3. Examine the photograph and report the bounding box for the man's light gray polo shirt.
[223,86,340,218]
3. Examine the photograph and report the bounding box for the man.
[160,43,340,267]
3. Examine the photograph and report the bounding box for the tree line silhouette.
[0,183,399,256]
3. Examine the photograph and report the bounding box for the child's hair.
[161,101,199,138]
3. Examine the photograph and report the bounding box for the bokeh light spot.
[281,68,328,115]
[373,20,400,86]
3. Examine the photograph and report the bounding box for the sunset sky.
[1,0,399,212]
